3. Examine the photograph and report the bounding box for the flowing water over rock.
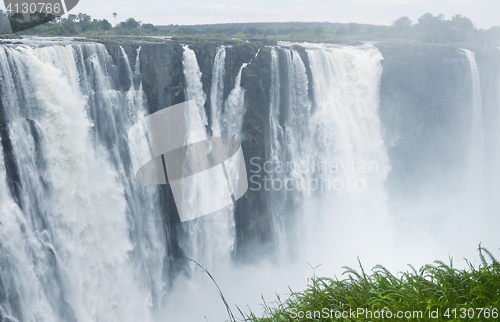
[210,46,226,137]
[0,39,499,321]
[0,43,166,322]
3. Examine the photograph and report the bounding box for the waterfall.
[2,39,499,322]
[222,62,248,140]
[264,48,311,260]
[165,45,244,322]
[220,48,260,140]
[122,46,147,126]
[0,125,59,322]
[0,44,166,322]
[265,44,392,269]
[310,44,391,263]
[175,47,251,268]
[120,46,134,86]
[135,46,142,72]
[167,46,262,322]
[182,45,208,126]
[170,43,393,320]
[269,48,280,125]
[462,49,484,199]
[210,46,226,137]
[266,48,288,259]
[116,46,167,312]
[177,45,235,270]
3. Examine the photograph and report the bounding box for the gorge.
[0,37,499,321]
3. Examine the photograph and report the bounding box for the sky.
[2,0,499,29]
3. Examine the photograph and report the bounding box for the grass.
[240,245,500,321]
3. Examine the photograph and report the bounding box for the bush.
[244,245,500,321]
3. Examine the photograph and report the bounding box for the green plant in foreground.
[241,245,500,321]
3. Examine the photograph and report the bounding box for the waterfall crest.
[462,49,485,199]
[182,45,208,126]
[210,46,226,137]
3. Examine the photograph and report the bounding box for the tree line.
[0,10,158,36]
[150,13,500,44]
[0,11,499,45]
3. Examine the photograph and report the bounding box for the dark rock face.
[139,43,186,112]
[93,39,500,265]
[0,97,21,208]
[376,43,500,201]
[236,47,273,261]
[100,41,189,280]
[103,41,188,113]
[377,43,471,195]
[188,43,217,130]
[100,40,276,264]
[474,46,500,182]
[102,42,138,91]
[136,43,191,279]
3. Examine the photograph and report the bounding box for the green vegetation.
[233,41,260,61]
[158,14,500,45]
[242,245,500,321]
[1,10,499,45]
[0,10,159,36]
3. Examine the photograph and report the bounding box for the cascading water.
[264,48,312,261]
[164,43,241,322]
[221,48,259,140]
[116,46,168,313]
[177,45,236,269]
[221,62,248,140]
[0,41,393,321]
[182,45,208,126]
[0,43,166,322]
[462,49,485,203]
[264,43,392,271]
[1,38,499,322]
[210,46,226,137]
[174,46,259,275]
[266,48,288,260]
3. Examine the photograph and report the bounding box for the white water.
[220,48,259,140]
[279,44,392,271]
[221,63,248,140]
[169,43,394,321]
[165,44,240,322]
[177,47,260,269]
[176,45,257,271]
[462,49,485,202]
[182,45,208,126]
[0,128,58,322]
[210,46,226,137]
[267,48,288,260]
[0,44,165,322]
[1,40,499,322]
[165,45,316,322]
[265,48,312,261]
[0,42,394,321]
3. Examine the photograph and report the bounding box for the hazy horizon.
[1,0,499,30]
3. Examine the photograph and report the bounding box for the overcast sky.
[3,0,499,29]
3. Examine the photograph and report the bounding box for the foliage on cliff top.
[149,13,500,45]
[1,10,499,46]
[242,245,500,322]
